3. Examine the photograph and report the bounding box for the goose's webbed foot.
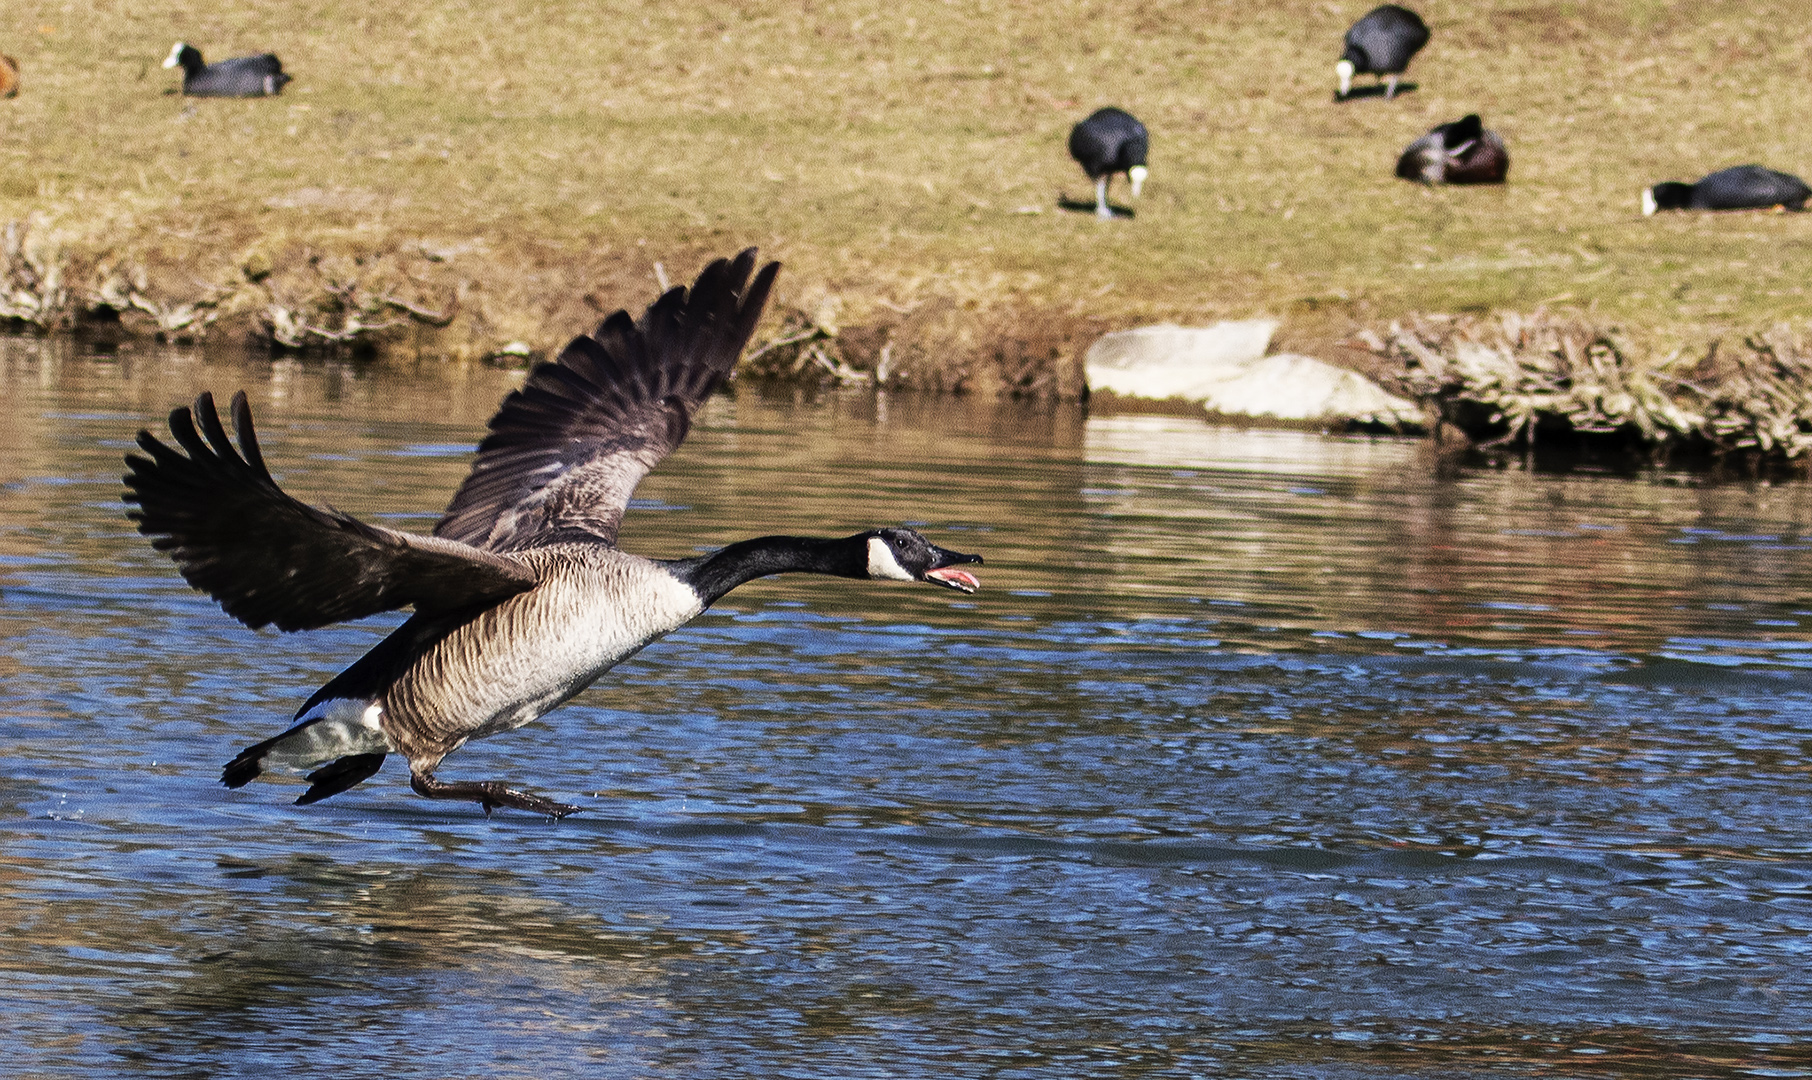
[410,771,582,820]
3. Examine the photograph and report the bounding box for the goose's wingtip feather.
[433,252,781,551]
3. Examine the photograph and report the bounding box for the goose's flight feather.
[123,391,539,632]
[435,249,779,551]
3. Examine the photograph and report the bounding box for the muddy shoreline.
[0,219,1109,399]
[7,221,1812,470]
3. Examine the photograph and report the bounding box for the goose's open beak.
[923,546,983,593]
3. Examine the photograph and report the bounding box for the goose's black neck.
[666,534,869,606]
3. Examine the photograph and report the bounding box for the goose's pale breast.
[378,547,704,763]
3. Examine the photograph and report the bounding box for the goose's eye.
[893,537,907,549]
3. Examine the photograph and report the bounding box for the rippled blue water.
[4,337,1812,1077]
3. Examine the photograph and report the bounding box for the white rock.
[1085,321,1277,398]
[1085,321,1422,428]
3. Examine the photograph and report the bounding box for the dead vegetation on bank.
[1374,313,1812,464]
[0,213,1098,398]
[2,214,463,347]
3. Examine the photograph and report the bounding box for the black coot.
[1644,166,1810,214]
[163,42,291,97]
[1338,5,1429,100]
[1068,107,1149,219]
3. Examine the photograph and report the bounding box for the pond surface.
[3,336,1811,1078]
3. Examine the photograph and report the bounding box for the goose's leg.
[1095,176,1113,219]
[411,770,582,820]
[1385,74,1399,99]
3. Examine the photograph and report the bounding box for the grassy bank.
[3,0,1811,397]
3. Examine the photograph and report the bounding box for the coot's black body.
[1068,107,1150,218]
[1644,166,1810,214]
[164,42,290,97]
[1338,4,1429,99]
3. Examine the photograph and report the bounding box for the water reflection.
[3,335,1812,1077]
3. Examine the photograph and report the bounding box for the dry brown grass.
[2,0,1810,390]
[1377,313,1812,462]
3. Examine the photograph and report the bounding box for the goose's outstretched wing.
[433,249,779,551]
[124,391,539,632]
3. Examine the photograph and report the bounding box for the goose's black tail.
[221,715,389,805]
[222,733,281,789]
[297,754,387,804]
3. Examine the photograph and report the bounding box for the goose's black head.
[865,527,983,593]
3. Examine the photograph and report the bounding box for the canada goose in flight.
[1643,165,1810,215]
[1069,107,1149,219]
[1395,114,1509,185]
[163,41,290,97]
[1337,4,1429,100]
[123,251,983,819]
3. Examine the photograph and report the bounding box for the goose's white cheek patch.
[866,537,916,582]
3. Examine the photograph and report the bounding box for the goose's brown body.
[329,546,704,769]
[123,251,983,817]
